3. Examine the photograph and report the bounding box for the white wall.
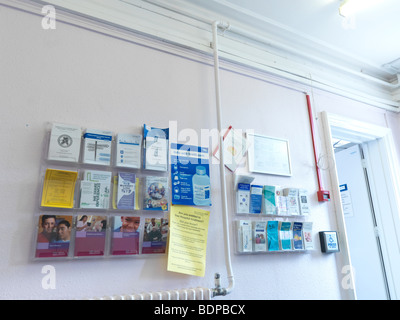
[0,5,398,300]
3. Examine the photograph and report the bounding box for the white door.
[335,144,389,300]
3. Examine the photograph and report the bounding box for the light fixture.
[339,0,383,17]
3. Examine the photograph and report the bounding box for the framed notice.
[247,132,292,176]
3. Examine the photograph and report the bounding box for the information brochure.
[253,221,267,252]
[293,222,304,250]
[36,215,73,258]
[143,176,169,211]
[171,143,211,206]
[167,205,210,277]
[237,220,252,253]
[303,222,314,250]
[114,172,136,210]
[41,169,78,208]
[142,218,169,254]
[74,215,107,257]
[111,216,140,255]
[115,133,142,168]
[79,170,111,209]
[47,123,82,162]
[267,220,279,251]
[279,221,293,250]
[82,128,113,165]
[143,124,169,171]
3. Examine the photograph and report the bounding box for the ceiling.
[179,0,400,82]
[13,0,399,108]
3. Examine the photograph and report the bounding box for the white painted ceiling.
[181,0,400,82]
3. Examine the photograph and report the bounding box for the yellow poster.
[167,205,210,277]
[41,169,78,208]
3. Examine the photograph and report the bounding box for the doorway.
[334,141,389,299]
[321,111,400,300]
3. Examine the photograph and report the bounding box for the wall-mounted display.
[235,218,313,254]
[33,122,170,261]
[247,132,292,176]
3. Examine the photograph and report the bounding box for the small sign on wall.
[340,184,354,217]
[319,231,340,253]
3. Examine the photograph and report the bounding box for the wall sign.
[247,133,292,176]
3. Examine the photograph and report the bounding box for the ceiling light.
[339,0,383,17]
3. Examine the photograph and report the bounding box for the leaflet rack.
[32,122,170,260]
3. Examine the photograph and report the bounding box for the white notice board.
[247,132,292,176]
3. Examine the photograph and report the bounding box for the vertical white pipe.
[212,20,235,296]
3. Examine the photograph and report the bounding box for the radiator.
[89,287,213,300]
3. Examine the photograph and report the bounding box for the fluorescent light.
[339,0,383,17]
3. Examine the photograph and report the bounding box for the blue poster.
[170,143,211,206]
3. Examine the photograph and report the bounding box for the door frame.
[321,111,400,300]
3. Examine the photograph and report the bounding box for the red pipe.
[306,94,322,192]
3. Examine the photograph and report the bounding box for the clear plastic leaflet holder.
[33,122,170,260]
[233,174,314,254]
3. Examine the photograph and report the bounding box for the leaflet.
[79,181,110,209]
[303,222,314,250]
[111,216,140,255]
[267,221,279,251]
[143,124,169,171]
[236,183,250,214]
[293,222,304,250]
[41,169,78,208]
[283,188,300,215]
[249,185,263,214]
[115,172,136,210]
[299,189,310,216]
[168,206,210,277]
[115,133,142,168]
[279,221,293,250]
[79,170,111,209]
[74,215,107,257]
[142,218,169,254]
[143,176,169,211]
[170,143,211,206]
[82,128,113,165]
[253,221,267,252]
[237,220,252,253]
[262,185,279,215]
[35,215,73,258]
[47,123,81,162]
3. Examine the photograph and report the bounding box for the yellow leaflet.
[167,205,210,277]
[41,169,78,208]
